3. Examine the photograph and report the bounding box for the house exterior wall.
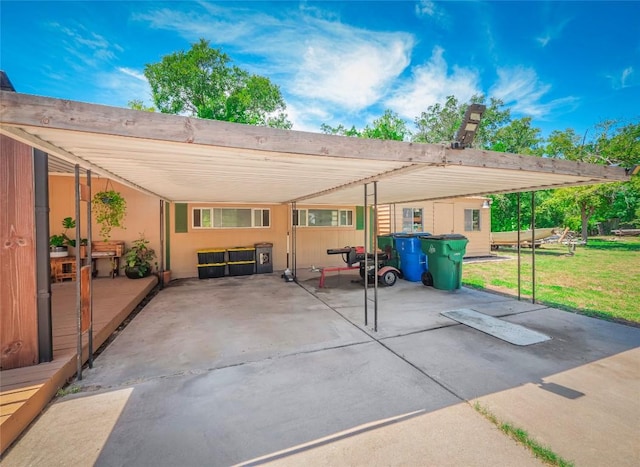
[389,197,491,257]
[169,203,365,279]
[49,176,490,281]
[49,176,162,277]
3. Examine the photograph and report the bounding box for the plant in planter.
[58,217,89,257]
[92,188,126,241]
[49,233,68,257]
[123,235,156,279]
[50,216,76,257]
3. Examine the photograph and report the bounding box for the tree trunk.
[580,203,595,242]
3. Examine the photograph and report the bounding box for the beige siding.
[169,204,364,279]
[388,198,491,257]
[50,177,493,280]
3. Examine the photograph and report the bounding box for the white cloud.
[118,67,147,82]
[621,67,634,87]
[292,31,412,111]
[94,68,153,108]
[490,66,579,118]
[415,0,437,17]
[385,46,481,119]
[134,3,414,117]
[606,66,636,90]
[535,18,571,47]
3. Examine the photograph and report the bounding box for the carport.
[0,88,632,309]
[1,89,633,337]
[1,91,638,464]
[0,90,632,330]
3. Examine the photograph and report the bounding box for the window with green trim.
[193,207,270,229]
[293,209,353,227]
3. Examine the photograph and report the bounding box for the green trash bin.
[419,234,468,290]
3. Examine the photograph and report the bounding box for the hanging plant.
[92,188,126,240]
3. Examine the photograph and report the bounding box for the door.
[434,202,454,234]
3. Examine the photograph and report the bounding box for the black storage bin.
[197,249,225,264]
[227,247,255,262]
[198,263,226,279]
[228,261,256,276]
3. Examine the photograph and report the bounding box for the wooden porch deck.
[0,276,158,455]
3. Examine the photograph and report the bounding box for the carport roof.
[0,91,631,204]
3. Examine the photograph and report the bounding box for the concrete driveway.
[3,273,639,466]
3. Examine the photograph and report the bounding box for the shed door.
[434,202,454,234]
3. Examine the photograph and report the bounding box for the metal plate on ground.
[441,308,551,346]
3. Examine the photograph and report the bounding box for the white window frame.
[402,208,423,233]
[464,209,481,231]
[293,208,353,227]
[192,207,270,229]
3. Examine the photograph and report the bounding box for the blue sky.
[2,1,639,137]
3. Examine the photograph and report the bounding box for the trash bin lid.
[255,242,273,247]
[421,234,467,241]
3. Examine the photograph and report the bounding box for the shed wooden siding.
[390,198,491,257]
[1,136,38,370]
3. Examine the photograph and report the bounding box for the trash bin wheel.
[380,270,398,286]
[421,271,433,287]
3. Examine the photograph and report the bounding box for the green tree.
[491,117,543,155]
[321,109,409,141]
[144,39,291,128]
[127,99,155,112]
[361,110,410,141]
[541,121,640,240]
[412,95,510,149]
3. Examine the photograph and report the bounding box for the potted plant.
[50,216,77,257]
[58,217,88,257]
[49,233,68,257]
[123,235,156,279]
[92,188,126,241]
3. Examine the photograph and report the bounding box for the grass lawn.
[462,236,640,324]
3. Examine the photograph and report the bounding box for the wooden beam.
[0,91,447,164]
[0,91,631,182]
[444,148,628,181]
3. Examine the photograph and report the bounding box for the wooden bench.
[91,241,124,278]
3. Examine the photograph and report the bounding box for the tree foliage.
[321,96,639,240]
[412,95,510,149]
[540,122,640,240]
[321,109,409,141]
[144,39,291,128]
[127,99,155,112]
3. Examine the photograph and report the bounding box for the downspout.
[34,148,52,362]
[159,200,165,287]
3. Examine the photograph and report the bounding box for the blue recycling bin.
[394,233,430,282]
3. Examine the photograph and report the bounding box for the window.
[402,208,423,232]
[193,207,270,229]
[293,209,353,227]
[464,209,481,231]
